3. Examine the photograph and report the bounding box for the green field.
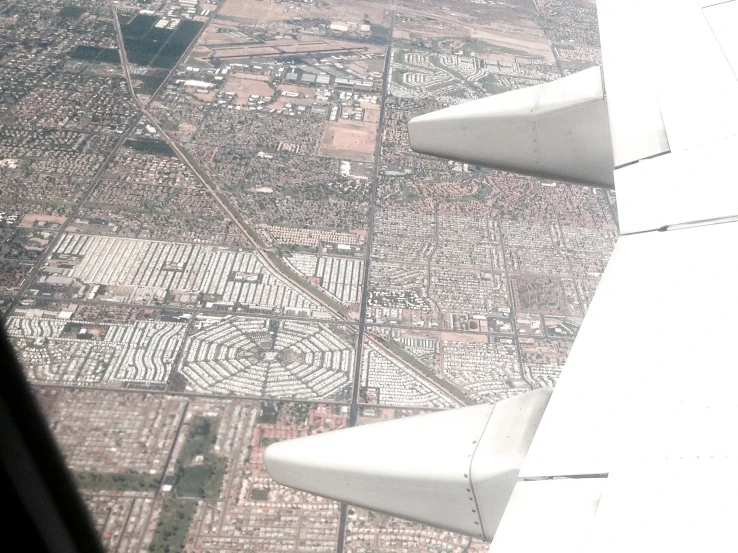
[175,416,226,499]
[392,68,410,84]
[250,488,270,501]
[148,499,196,553]
[258,402,281,424]
[59,6,86,18]
[177,457,227,498]
[480,74,508,95]
[75,471,160,492]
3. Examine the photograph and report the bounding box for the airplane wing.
[266,1,738,551]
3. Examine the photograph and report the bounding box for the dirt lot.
[220,0,390,26]
[438,331,490,343]
[347,58,385,76]
[471,28,555,63]
[220,0,311,22]
[395,2,555,62]
[316,0,389,26]
[187,45,215,68]
[192,89,217,102]
[272,96,315,110]
[19,214,66,228]
[224,74,275,99]
[319,120,377,163]
[279,84,316,97]
[361,102,380,124]
[198,21,245,47]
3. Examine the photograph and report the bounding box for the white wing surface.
[266,1,738,551]
[498,0,738,550]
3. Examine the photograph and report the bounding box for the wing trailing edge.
[265,388,552,540]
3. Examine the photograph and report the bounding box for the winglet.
[265,388,552,540]
[408,66,615,188]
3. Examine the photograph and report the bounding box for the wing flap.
[703,1,738,80]
[584,459,738,553]
[639,0,738,151]
[597,0,669,167]
[599,0,738,161]
[615,137,738,233]
[489,479,606,553]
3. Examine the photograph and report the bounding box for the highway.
[496,214,535,390]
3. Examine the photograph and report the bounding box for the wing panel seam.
[467,405,495,540]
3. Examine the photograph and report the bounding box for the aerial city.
[0,0,608,552]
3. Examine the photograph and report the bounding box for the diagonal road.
[7,114,143,311]
[108,1,468,407]
[109,2,349,320]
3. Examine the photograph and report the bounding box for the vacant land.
[438,331,490,343]
[361,102,381,124]
[220,0,304,21]
[315,0,389,25]
[471,27,555,62]
[198,21,245,45]
[223,74,275,99]
[220,0,389,26]
[19,213,66,228]
[320,120,377,163]
[394,1,555,62]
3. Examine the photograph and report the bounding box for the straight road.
[108,1,451,398]
[336,8,395,553]
[347,10,396,427]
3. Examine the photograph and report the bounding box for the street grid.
[1,0,610,552]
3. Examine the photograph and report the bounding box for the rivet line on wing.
[467,405,495,540]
